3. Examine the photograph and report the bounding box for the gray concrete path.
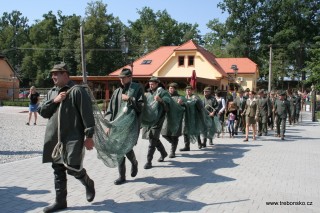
[0,107,319,213]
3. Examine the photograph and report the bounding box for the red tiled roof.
[110,46,177,76]
[216,58,257,74]
[109,40,256,77]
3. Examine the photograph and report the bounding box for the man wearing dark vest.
[273,91,290,140]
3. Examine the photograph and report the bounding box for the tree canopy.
[0,0,319,90]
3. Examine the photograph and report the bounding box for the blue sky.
[0,0,228,34]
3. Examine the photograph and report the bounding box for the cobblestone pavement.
[0,106,319,213]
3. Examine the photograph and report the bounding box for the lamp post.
[120,35,134,74]
[230,64,238,89]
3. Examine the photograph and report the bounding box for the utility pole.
[80,26,87,84]
[268,44,272,92]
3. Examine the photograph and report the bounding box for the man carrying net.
[141,77,171,169]
[105,68,144,185]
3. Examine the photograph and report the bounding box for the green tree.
[304,36,320,90]
[0,10,29,77]
[83,0,125,75]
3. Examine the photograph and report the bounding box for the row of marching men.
[103,69,225,186]
[103,68,300,186]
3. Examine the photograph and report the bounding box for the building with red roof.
[71,40,259,100]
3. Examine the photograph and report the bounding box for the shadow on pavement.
[0,150,42,155]
[0,186,49,212]
[69,143,258,212]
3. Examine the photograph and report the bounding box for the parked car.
[19,91,29,98]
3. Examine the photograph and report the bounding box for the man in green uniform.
[234,88,247,134]
[142,77,169,169]
[257,89,271,136]
[180,85,204,151]
[273,91,290,140]
[287,90,296,125]
[201,86,218,146]
[268,91,277,130]
[38,62,95,212]
[161,82,185,158]
[105,68,143,185]
[294,91,302,123]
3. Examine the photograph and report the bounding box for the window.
[178,56,185,66]
[141,60,152,64]
[188,56,194,66]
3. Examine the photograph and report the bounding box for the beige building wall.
[155,51,224,80]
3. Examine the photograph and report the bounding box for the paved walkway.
[0,108,319,213]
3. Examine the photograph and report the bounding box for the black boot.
[197,136,202,149]
[209,139,213,145]
[180,135,190,151]
[169,138,178,158]
[43,164,67,213]
[202,138,207,148]
[156,141,168,162]
[77,169,95,202]
[114,158,126,185]
[144,146,155,169]
[126,150,138,177]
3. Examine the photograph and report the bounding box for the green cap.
[149,76,160,83]
[118,68,132,78]
[50,62,68,73]
[279,91,286,96]
[168,82,178,89]
[185,85,192,90]
[203,86,211,92]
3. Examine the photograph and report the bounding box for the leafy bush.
[2,101,29,107]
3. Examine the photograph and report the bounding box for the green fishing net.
[141,87,172,128]
[88,87,140,168]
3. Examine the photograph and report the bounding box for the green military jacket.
[243,98,260,117]
[274,99,290,118]
[161,91,184,137]
[258,97,271,117]
[142,87,170,140]
[38,81,95,165]
[234,95,247,115]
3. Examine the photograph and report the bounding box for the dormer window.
[178,56,184,66]
[188,56,194,66]
[141,60,152,64]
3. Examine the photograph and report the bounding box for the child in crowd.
[226,102,238,138]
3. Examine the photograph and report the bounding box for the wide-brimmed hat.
[149,76,160,83]
[118,68,132,78]
[50,62,69,73]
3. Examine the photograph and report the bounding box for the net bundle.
[183,99,206,143]
[141,87,172,128]
[87,87,140,168]
[200,110,215,139]
[165,97,185,136]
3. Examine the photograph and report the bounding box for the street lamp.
[230,64,238,90]
[231,64,238,78]
[120,35,129,55]
[120,35,134,74]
